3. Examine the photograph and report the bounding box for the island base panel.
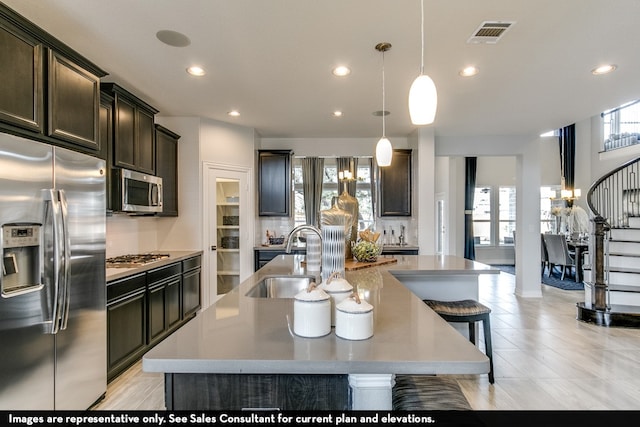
[165,373,350,410]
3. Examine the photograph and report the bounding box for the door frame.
[435,192,448,255]
[202,162,253,309]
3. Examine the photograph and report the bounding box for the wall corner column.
[515,139,543,297]
[414,127,436,255]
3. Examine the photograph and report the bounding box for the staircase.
[579,156,640,327]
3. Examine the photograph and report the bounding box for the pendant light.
[408,0,437,125]
[375,42,393,167]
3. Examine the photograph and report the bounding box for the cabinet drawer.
[107,272,146,304]
[148,262,181,284]
[183,256,201,272]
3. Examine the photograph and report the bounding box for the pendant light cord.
[382,49,386,138]
[420,0,425,74]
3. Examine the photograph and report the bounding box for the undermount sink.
[245,275,316,298]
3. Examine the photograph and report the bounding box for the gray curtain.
[302,157,324,226]
[559,124,576,190]
[464,157,477,260]
[337,157,358,197]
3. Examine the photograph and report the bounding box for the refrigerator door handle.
[58,190,71,330]
[44,189,63,334]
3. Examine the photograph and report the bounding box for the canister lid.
[336,293,373,313]
[294,283,330,302]
[321,271,353,293]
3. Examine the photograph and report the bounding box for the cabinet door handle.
[211,246,217,251]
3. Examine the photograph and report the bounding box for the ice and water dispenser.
[1,223,43,297]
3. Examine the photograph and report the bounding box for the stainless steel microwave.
[112,168,163,213]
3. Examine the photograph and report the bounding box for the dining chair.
[541,233,549,275]
[543,233,576,280]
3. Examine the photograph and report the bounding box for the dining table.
[567,239,589,282]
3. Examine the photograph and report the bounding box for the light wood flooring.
[93,271,640,410]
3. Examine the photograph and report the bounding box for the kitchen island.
[143,254,498,410]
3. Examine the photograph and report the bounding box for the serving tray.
[344,256,398,271]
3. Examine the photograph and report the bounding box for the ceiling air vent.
[467,21,515,44]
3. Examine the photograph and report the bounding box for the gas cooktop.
[106,253,171,268]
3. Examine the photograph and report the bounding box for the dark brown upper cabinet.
[47,50,101,150]
[101,83,159,175]
[100,92,114,211]
[258,150,292,217]
[155,124,180,217]
[378,149,412,217]
[0,19,43,133]
[1,4,107,156]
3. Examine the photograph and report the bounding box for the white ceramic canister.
[293,283,331,338]
[335,293,374,340]
[320,271,353,326]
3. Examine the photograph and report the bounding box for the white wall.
[413,128,436,254]
[155,116,202,251]
[106,115,256,267]
[434,133,552,297]
[106,116,202,256]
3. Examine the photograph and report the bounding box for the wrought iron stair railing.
[586,155,640,311]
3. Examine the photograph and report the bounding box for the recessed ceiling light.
[156,30,191,47]
[227,110,240,117]
[186,66,206,76]
[592,64,617,75]
[332,66,351,77]
[459,66,479,77]
[332,111,343,117]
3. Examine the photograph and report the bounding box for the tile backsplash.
[106,214,160,257]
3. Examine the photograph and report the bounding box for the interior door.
[204,164,252,308]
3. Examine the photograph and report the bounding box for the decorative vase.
[321,225,345,282]
[334,187,359,260]
[304,232,321,271]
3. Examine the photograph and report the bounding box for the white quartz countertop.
[143,254,494,376]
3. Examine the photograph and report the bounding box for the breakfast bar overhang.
[143,255,498,410]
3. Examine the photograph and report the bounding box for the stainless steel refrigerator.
[0,132,106,410]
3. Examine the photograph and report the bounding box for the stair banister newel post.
[592,215,610,311]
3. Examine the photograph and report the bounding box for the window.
[602,100,640,151]
[472,187,491,245]
[472,186,516,246]
[499,187,516,244]
[293,158,374,230]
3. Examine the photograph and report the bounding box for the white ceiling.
[5,0,640,140]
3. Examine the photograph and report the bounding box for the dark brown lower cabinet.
[254,248,306,271]
[182,256,201,318]
[107,255,201,382]
[107,273,147,382]
[165,373,350,410]
[148,274,182,346]
[166,277,182,329]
